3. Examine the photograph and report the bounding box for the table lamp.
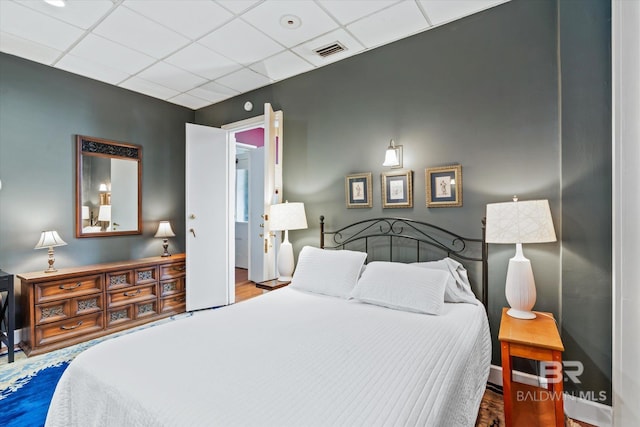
[154,221,176,257]
[485,197,556,319]
[34,230,67,273]
[269,201,308,281]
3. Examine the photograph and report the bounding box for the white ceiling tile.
[137,61,207,92]
[0,31,61,65]
[68,34,156,75]
[15,0,114,29]
[199,19,283,66]
[93,6,189,59]
[318,0,400,25]
[165,42,242,80]
[242,1,338,48]
[347,1,430,49]
[189,81,240,103]
[250,50,313,81]
[167,92,211,109]
[215,68,272,93]
[0,1,85,51]
[419,0,509,26]
[292,28,364,67]
[55,54,129,85]
[119,76,180,100]
[216,0,261,15]
[123,0,233,40]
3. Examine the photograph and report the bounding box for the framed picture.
[381,170,413,208]
[425,165,462,207]
[345,172,373,208]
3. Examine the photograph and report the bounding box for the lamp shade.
[154,221,176,238]
[269,202,308,231]
[82,206,90,220]
[485,199,556,244]
[35,231,67,249]
[98,205,111,221]
[382,139,400,167]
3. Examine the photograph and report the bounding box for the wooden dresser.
[18,254,185,356]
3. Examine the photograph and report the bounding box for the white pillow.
[350,262,448,315]
[412,258,478,305]
[290,246,367,298]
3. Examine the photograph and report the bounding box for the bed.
[45,217,491,427]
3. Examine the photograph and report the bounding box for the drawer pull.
[173,266,186,272]
[59,282,82,291]
[124,289,141,297]
[60,321,83,330]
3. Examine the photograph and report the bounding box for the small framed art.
[425,164,462,207]
[381,170,413,208]
[345,172,373,208]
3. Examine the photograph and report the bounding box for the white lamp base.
[505,243,537,320]
[277,231,294,281]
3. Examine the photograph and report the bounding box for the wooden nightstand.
[498,307,565,427]
[255,279,290,291]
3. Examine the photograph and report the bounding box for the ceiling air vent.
[313,42,347,58]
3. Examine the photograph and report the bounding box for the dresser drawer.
[35,312,103,347]
[160,294,186,314]
[160,277,185,297]
[35,275,103,304]
[106,270,135,290]
[107,284,157,307]
[35,293,103,325]
[107,300,158,328]
[159,262,186,280]
[135,266,158,285]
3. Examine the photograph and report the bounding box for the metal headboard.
[320,216,488,309]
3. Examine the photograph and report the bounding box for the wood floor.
[235,268,263,302]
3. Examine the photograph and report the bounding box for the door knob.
[189,214,196,219]
[189,228,196,237]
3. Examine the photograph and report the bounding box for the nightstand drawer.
[159,262,186,280]
[35,312,103,347]
[35,293,103,325]
[35,274,103,303]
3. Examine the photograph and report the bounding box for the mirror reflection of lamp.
[99,183,111,205]
[98,205,111,231]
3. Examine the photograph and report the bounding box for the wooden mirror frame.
[75,135,142,238]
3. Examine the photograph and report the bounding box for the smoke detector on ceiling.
[280,15,302,29]
[313,42,347,58]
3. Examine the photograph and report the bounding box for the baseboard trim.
[489,364,613,427]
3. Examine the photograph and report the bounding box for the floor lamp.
[485,197,556,319]
[269,201,308,281]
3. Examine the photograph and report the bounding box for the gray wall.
[196,0,611,404]
[0,53,192,325]
[560,0,612,405]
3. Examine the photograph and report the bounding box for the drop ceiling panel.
[0,31,61,65]
[318,0,400,25]
[216,68,272,93]
[241,1,338,48]
[68,34,156,75]
[347,1,430,49]
[15,0,114,29]
[0,1,85,51]
[198,19,284,66]
[93,6,190,59]
[56,54,129,85]
[0,0,511,109]
[137,61,208,92]
[250,50,314,81]
[123,0,233,40]
[164,42,242,80]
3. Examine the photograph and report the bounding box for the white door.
[185,123,235,311]
[248,147,266,282]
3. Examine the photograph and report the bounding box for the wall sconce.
[382,139,403,168]
[34,230,67,273]
[154,221,176,257]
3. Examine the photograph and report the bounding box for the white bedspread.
[45,288,491,427]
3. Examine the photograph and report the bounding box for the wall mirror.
[76,135,142,237]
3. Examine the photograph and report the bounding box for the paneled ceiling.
[0,0,509,110]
